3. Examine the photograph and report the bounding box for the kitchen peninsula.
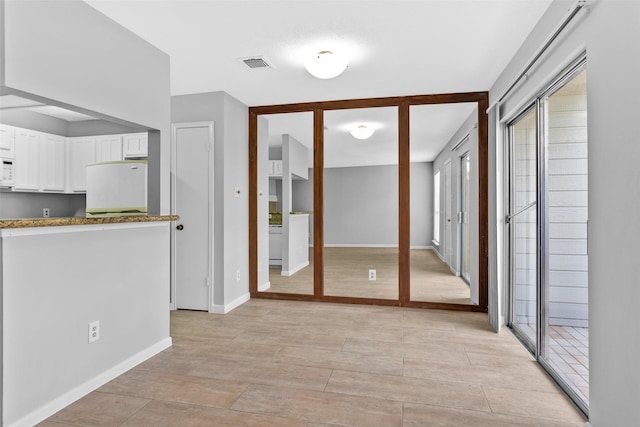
[0,215,176,426]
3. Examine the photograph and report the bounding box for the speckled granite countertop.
[0,215,179,229]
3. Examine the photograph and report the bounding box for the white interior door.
[172,122,214,311]
[444,159,452,266]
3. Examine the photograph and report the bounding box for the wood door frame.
[170,121,215,312]
[249,92,489,312]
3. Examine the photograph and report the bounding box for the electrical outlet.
[43,208,50,218]
[88,320,100,343]
[236,270,241,281]
[369,269,376,281]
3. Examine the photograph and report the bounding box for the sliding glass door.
[508,106,538,350]
[507,60,588,413]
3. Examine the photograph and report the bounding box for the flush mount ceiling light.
[304,50,348,79]
[349,124,375,140]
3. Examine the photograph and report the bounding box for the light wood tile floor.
[43,299,586,426]
[267,247,472,305]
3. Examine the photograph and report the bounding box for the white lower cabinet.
[67,137,96,192]
[40,134,66,192]
[13,129,40,191]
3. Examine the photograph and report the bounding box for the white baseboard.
[10,337,172,427]
[432,247,446,262]
[281,261,309,276]
[324,244,398,248]
[320,244,434,250]
[210,292,250,314]
[269,260,282,266]
[259,281,271,291]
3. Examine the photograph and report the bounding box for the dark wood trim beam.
[248,112,258,296]
[249,92,488,115]
[398,102,410,306]
[248,90,491,314]
[477,94,490,311]
[253,291,401,307]
[313,109,324,297]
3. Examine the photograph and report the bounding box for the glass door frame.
[507,101,542,355]
[505,56,589,416]
[249,92,489,312]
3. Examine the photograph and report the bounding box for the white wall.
[1,0,171,215]
[0,223,171,426]
[489,0,640,423]
[171,91,249,312]
[432,111,478,295]
[293,163,433,247]
[0,192,85,218]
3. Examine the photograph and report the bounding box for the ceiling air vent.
[240,56,274,69]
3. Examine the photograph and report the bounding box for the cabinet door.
[96,135,123,162]
[14,130,40,191]
[122,133,148,158]
[274,160,283,176]
[67,137,96,192]
[40,134,66,192]
[0,124,15,158]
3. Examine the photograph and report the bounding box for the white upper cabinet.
[95,135,123,162]
[13,129,40,191]
[67,137,96,192]
[122,133,148,158]
[0,124,15,158]
[269,160,283,177]
[6,126,148,194]
[40,133,66,192]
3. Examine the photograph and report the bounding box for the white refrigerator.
[86,160,147,217]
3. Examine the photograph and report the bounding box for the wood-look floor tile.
[402,402,584,427]
[135,351,208,376]
[403,358,557,392]
[186,356,333,391]
[48,391,150,426]
[43,300,585,427]
[98,368,248,408]
[275,345,403,376]
[465,349,536,368]
[306,423,350,427]
[342,337,470,365]
[483,386,586,423]
[121,399,305,427]
[233,329,346,351]
[403,326,522,349]
[36,422,77,427]
[231,384,402,426]
[325,370,490,412]
[168,335,282,361]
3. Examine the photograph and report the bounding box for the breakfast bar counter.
[0,215,178,229]
[1,215,175,426]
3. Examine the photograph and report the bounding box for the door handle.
[176,224,184,230]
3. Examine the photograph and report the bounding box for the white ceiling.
[80,1,551,166]
[0,95,99,122]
